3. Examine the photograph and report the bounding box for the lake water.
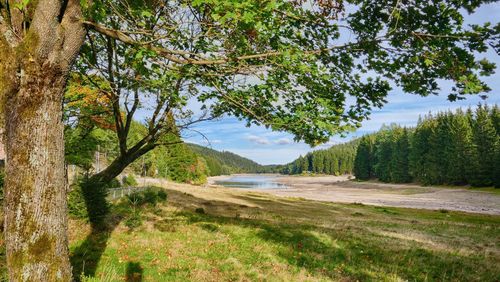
[214,174,288,189]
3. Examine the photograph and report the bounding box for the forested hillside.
[188,144,263,176]
[133,143,265,179]
[281,105,500,188]
[281,141,358,175]
[65,118,265,182]
[354,105,500,187]
[65,121,211,184]
[65,103,500,187]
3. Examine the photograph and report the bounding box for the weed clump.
[67,184,88,219]
[120,187,168,229]
[126,187,167,207]
[122,174,138,187]
[124,210,142,229]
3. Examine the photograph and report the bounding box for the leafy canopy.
[81,0,498,145]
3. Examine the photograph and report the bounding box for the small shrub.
[126,187,167,207]
[124,210,142,229]
[195,207,205,214]
[127,192,145,207]
[199,223,218,232]
[107,178,121,188]
[157,190,167,201]
[68,184,88,219]
[121,187,168,229]
[122,174,138,187]
[142,189,159,206]
[80,179,110,228]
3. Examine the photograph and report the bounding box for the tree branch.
[123,87,139,146]
[8,0,23,37]
[0,2,20,47]
[59,0,86,70]
[83,20,370,66]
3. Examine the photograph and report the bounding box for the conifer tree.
[391,128,411,183]
[354,136,374,180]
[374,128,393,182]
[445,110,475,184]
[470,105,498,186]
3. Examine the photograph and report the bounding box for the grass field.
[62,184,500,282]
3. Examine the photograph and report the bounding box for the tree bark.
[4,65,71,280]
[0,1,86,280]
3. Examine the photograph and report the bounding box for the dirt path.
[210,175,500,215]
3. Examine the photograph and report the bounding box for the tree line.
[281,142,358,175]
[354,105,500,187]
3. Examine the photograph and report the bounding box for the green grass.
[0,185,497,281]
[63,186,500,282]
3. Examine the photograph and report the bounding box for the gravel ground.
[210,175,500,215]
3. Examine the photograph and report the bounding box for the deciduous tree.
[0,0,498,279]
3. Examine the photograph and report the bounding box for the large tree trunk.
[0,1,86,280]
[3,67,71,280]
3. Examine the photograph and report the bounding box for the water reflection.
[214,175,287,189]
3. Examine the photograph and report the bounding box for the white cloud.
[246,134,271,145]
[275,138,293,145]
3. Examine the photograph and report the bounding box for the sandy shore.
[207,173,283,185]
[206,174,233,185]
[209,174,500,215]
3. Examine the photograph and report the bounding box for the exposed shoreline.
[207,173,283,185]
[208,174,500,215]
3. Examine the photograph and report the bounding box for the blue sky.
[182,3,500,165]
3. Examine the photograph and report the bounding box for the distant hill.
[187,144,264,176]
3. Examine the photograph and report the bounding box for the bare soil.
[209,175,500,215]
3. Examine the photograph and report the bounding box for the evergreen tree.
[300,156,308,173]
[490,105,500,134]
[325,153,333,174]
[354,136,374,180]
[373,128,393,182]
[391,128,411,183]
[470,105,498,186]
[409,116,426,183]
[490,105,500,188]
[445,110,475,185]
[316,152,325,173]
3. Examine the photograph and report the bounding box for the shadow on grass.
[70,184,166,280]
[70,219,122,280]
[126,261,143,282]
[176,210,353,280]
[162,189,358,279]
[66,185,497,281]
[160,188,498,281]
[70,180,124,280]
